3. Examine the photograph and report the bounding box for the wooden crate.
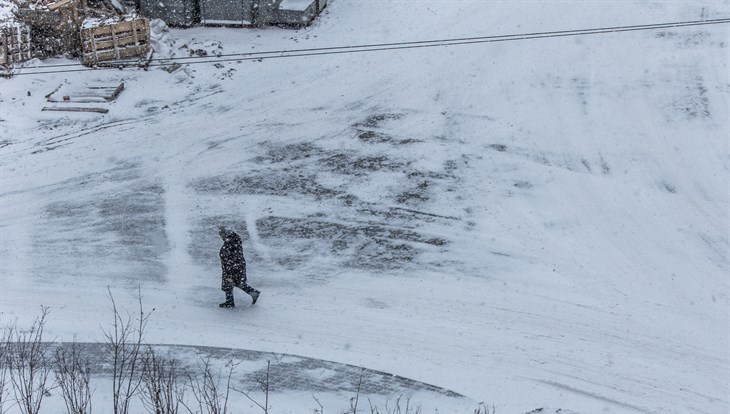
[12,5,82,59]
[0,26,33,66]
[80,18,150,66]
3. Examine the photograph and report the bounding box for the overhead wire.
[7,18,730,76]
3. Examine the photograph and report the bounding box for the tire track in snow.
[536,380,650,413]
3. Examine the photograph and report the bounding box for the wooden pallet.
[80,18,150,66]
[46,82,125,103]
[0,26,33,66]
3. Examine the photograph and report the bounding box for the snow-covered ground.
[1,1,729,413]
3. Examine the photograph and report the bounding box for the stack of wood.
[0,25,33,66]
[42,81,125,113]
[5,0,150,67]
[80,17,150,66]
[12,0,87,59]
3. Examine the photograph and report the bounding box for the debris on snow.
[41,105,110,113]
[45,81,124,102]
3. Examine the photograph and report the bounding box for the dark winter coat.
[220,231,246,292]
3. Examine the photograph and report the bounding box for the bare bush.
[232,360,271,414]
[139,347,185,414]
[0,324,12,414]
[312,394,324,414]
[102,288,151,414]
[5,307,54,414]
[54,340,93,414]
[367,396,421,414]
[474,402,496,414]
[184,358,236,414]
[347,368,364,414]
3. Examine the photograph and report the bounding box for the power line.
[22,17,730,68]
[8,18,730,76]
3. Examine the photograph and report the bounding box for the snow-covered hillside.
[1,1,729,413]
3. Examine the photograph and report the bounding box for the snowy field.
[1,1,729,413]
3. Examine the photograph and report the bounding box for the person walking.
[218,227,260,308]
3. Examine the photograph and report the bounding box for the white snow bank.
[279,0,312,12]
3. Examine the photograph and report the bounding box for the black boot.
[219,292,235,308]
[250,290,260,305]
